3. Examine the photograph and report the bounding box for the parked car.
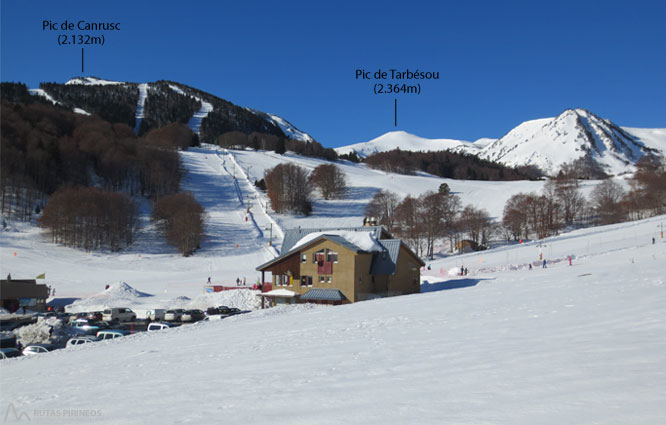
[71,319,102,335]
[22,344,55,355]
[207,306,232,316]
[181,310,205,322]
[164,309,185,322]
[0,347,22,359]
[102,308,136,323]
[227,307,242,315]
[147,322,178,332]
[146,309,166,321]
[86,311,103,322]
[69,312,88,324]
[66,336,98,348]
[96,330,128,340]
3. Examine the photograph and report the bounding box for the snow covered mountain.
[31,77,314,143]
[478,109,665,176]
[337,109,666,176]
[335,131,492,158]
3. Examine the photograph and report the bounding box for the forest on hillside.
[0,89,204,255]
[363,148,538,181]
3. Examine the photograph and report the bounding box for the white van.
[146,309,166,321]
[102,308,136,322]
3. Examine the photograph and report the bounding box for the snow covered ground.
[1,214,664,424]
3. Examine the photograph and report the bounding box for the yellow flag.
[36,273,46,279]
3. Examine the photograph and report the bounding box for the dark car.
[227,307,242,315]
[86,311,103,322]
[181,310,205,322]
[206,307,220,316]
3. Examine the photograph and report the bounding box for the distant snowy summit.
[336,109,666,176]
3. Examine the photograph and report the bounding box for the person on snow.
[542,259,547,268]
[568,256,572,266]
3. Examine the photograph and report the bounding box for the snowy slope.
[335,130,483,158]
[168,84,214,135]
[133,83,148,134]
[266,113,314,142]
[1,216,664,424]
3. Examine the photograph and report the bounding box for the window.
[301,276,312,287]
[314,250,325,263]
[327,276,332,283]
[301,254,307,263]
[319,276,325,283]
[326,250,338,263]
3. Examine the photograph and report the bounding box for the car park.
[102,308,136,323]
[0,348,22,359]
[66,336,98,348]
[96,330,128,340]
[181,310,205,322]
[147,322,178,332]
[164,309,185,322]
[22,344,55,355]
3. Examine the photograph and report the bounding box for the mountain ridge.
[336,109,666,176]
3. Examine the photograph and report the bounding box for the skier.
[542,259,547,268]
[568,256,572,266]
[207,276,211,284]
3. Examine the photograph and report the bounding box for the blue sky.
[2,0,665,147]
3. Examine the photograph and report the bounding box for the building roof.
[300,288,346,301]
[369,239,401,275]
[256,225,424,273]
[0,279,49,300]
[281,226,388,253]
[258,289,298,298]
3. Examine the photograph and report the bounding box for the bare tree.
[460,205,492,246]
[394,195,426,256]
[365,190,400,231]
[591,179,626,224]
[264,163,312,215]
[554,177,586,225]
[310,164,347,200]
[152,192,205,256]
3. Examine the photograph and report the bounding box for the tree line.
[363,149,538,181]
[503,156,666,241]
[216,131,338,161]
[365,186,492,259]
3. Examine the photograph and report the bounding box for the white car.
[164,309,185,322]
[102,308,136,322]
[147,322,177,332]
[96,330,127,340]
[22,344,55,355]
[66,336,98,347]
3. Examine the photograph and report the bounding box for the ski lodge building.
[256,224,423,307]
